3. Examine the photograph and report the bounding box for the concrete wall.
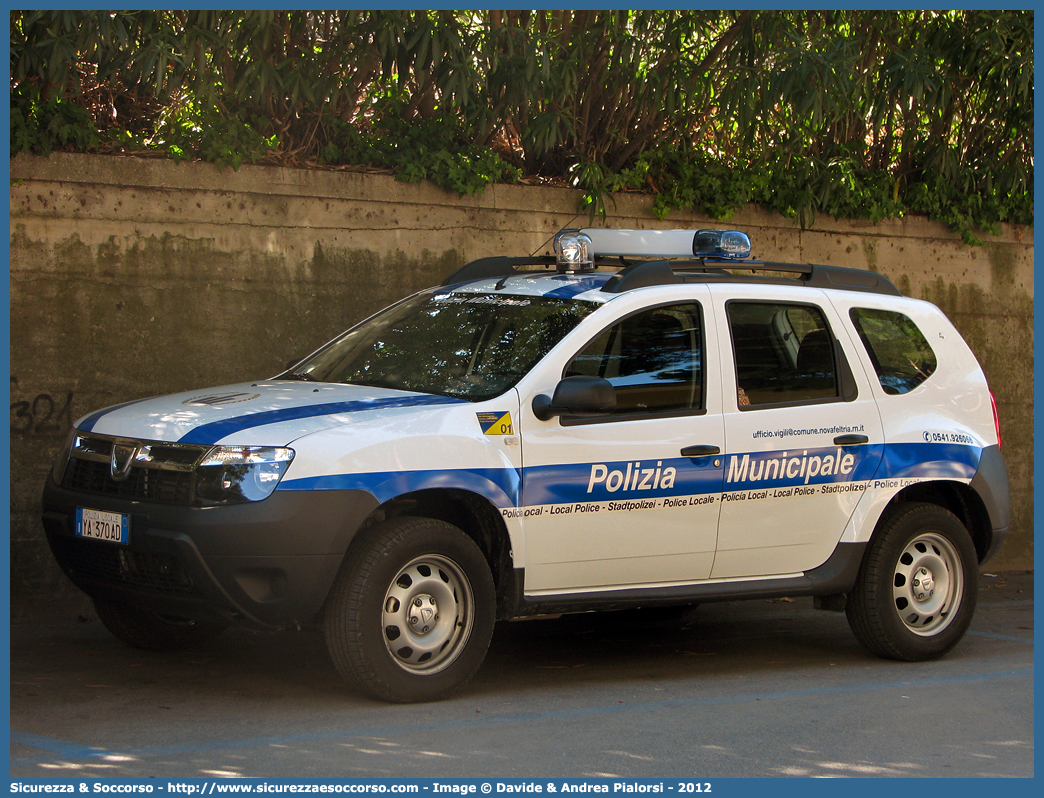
[8,152,1033,615]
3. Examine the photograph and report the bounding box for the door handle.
[833,434,869,445]
[681,445,721,457]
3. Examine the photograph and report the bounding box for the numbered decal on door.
[476,411,513,435]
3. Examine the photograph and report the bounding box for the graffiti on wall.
[10,377,74,435]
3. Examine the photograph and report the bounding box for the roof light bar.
[692,229,751,260]
[572,228,752,261]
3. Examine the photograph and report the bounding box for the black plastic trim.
[834,340,859,401]
[441,256,557,285]
[680,445,721,457]
[600,260,902,297]
[600,260,681,293]
[834,434,869,445]
[509,540,867,617]
[41,480,380,628]
[970,444,1011,564]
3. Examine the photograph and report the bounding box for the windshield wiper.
[280,372,319,382]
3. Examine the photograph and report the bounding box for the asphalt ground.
[9,570,1034,779]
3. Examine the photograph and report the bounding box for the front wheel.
[324,517,496,703]
[846,503,978,661]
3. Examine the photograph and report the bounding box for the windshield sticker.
[434,294,532,307]
[477,411,513,435]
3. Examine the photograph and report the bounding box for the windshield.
[288,291,599,402]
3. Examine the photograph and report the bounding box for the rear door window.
[728,302,839,407]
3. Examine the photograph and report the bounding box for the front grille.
[52,535,200,596]
[64,458,195,505]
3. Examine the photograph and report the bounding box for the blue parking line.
[10,667,1033,767]
[977,599,1034,607]
[967,630,1034,643]
[10,729,107,758]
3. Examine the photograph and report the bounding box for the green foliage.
[153,106,279,170]
[9,10,1033,240]
[571,160,616,221]
[904,173,1033,245]
[318,104,519,196]
[619,152,774,222]
[10,85,99,157]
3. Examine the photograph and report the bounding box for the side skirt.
[509,541,867,618]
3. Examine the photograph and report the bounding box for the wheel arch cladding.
[883,480,994,562]
[366,488,517,619]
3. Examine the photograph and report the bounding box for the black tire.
[324,516,496,703]
[93,599,227,652]
[846,503,978,661]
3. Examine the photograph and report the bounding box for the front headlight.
[195,446,295,504]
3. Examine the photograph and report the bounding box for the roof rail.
[600,261,680,293]
[600,260,902,296]
[441,256,555,286]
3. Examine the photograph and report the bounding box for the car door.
[518,289,726,593]
[709,284,885,579]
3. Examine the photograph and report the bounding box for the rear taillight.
[990,390,1002,450]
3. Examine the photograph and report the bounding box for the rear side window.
[728,302,839,407]
[850,308,937,395]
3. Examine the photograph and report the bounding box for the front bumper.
[42,479,379,629]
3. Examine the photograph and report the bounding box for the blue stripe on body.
[178,394,464,445]
[877,441,979,479]
[77,397,155,433]
[718,443,883,493]
[715,441,978,494]
[520,443,887,506]
[280,441,981,510]
[280,467,521,509]
[541,275,612,298]
[522,456,722,506]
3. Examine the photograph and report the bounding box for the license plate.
[75,507,129,545]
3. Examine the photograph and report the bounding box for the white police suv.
[42,228,1009,702]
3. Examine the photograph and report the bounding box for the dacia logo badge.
[110,443,138,482]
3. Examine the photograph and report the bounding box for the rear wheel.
[324,516,496,703]
[846,503,978,661]
[93,599,226,651]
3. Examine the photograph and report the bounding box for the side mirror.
[532,375,616,421]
